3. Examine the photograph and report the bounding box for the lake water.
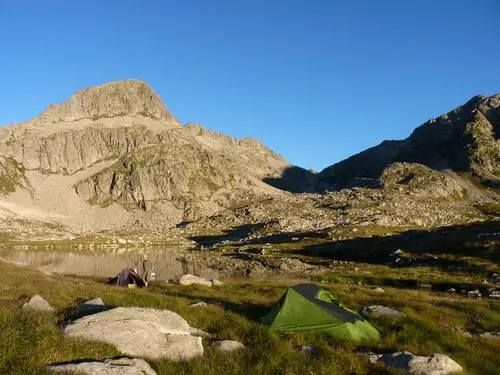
[0,247,238,282]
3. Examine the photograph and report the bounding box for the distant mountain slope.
[0,80,498,240]
[0,79,299,231]
[319,94,500,189]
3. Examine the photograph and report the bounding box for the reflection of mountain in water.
[0,248,224,281]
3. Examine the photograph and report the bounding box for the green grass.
[312,264,494,293]
[0,157,29,195]
[1,261,500,374]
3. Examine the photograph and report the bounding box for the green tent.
[262,283,380,342]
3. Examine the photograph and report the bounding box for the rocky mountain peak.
[36,79,180,125]
[319,92,500,189]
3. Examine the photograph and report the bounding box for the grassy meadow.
[1,260,500,375]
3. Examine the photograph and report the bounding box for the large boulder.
[64,307,203,361]
[361,305,406,318]
[179,274,212,287]
[49,357,157,375]
[22,295,55,312]
[369,351,463,375]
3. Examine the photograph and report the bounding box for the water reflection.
[0,247,229,281]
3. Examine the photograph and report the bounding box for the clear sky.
[1,1,499,171]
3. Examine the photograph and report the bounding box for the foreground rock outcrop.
[64,307,204,361]
[368,351,463,375]
[49,358,157,375]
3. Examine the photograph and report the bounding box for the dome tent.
[261,283,380,342]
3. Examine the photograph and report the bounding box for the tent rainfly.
[261,283,381,342]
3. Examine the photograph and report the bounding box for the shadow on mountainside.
[296,220,500,271]
[189,224,267,246]
[263,166,323,193]
[189,226,328,248]
[189,219,500,271]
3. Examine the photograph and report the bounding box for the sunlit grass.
[1,261,500,374]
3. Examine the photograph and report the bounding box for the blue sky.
[1,0,499,171]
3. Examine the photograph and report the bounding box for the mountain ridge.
[0,79,300,234]
[319,93,500,190]
[0,79,498,241]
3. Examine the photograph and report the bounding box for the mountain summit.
[0,80,295,235]
[36,79,181,125]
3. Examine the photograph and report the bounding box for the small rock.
[211,340,246,352]
[392,249,404,256]
[48,357,157,375]
[444,325,472,337]
[395,257,413,266]
[189,327,210,337]
[371,287,385,293]
[78,298,109,316]
[361,305,406,319]
[83,298,104,305]
[446,288,456,293]
[488,290,500,299]
[22,295,55,312]
[370,351,463,375]
[179,274,212,287]
[467,290,482,299]
[189,302,208,308]
[413,218,424,226]
[211,279,224,286]
[299,346,319,356]
[419,284,432,289]
[474,330,500,339]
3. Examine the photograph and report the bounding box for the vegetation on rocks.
[0,157,28,195]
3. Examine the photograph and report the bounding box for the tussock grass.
[1,261,500,374]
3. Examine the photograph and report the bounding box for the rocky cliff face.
[319,94,500,189]
[0,80,295,230]
[0,126,154,174]
[73,124,288,219]
[0,80,498,240]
